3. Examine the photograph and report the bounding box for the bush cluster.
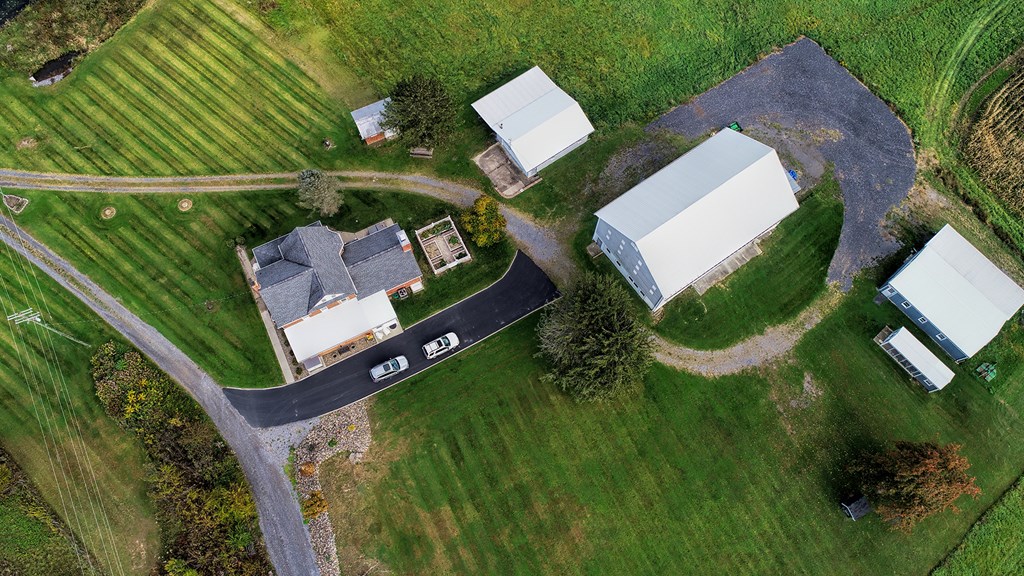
[91,342,272,575]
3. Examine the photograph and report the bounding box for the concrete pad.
[473,142,540,198]
[692,240,763,295]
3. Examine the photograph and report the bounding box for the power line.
[1,196,126,575]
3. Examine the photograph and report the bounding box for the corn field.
[967,69,1024,216]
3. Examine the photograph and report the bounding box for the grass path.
[924,0,1015,145]
[654,288,843,377]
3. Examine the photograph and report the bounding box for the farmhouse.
[593,129,799,310]
[351,98,398,145]
[880,225,1024,361]
[876,327,956,392]
[252,221,423,372]
[471,66,595,177]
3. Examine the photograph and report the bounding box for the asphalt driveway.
[225,251,558,427]
[649,37,916,289]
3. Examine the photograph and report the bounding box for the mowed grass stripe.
[56,86,157,173]
[6,96,118,174]
[83,67,207,173]
[177,11,327,130]
[54,92,147,173]
[197,0,333,108]
[150,27,309,168]
[117,37,268,174]
[150,8,320,160]
[106,53,246,173]
[134,32,299,171]
[165,7,325,127]
[67,81,177,174]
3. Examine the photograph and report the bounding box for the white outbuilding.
[880,225,1024,361]
[877,327,956,392]
[471,66,594,177]
[593,129,799,310]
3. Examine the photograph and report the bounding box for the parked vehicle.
[369,356,409,382]
[422,332,460,359]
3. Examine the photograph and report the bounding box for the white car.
[369,356,409,382]
[422,332,460,359]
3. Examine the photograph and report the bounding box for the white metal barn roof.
[283,290,397,363]
[594,129,799,300]
[885,327,955,390]
[889,225,1024,357]
[351,98,397,140]
[471,66,594,174]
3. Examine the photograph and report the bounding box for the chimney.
[397,230,412,252]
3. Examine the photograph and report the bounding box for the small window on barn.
[918,317,928,324]
[883,286,896,296]
[937,334,946,341]
[901,301,912,309]
[649,287,655,294]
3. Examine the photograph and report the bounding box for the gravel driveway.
[649,37,916,289]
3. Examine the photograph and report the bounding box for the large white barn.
[472,66,594,177]
[593,129,799,310]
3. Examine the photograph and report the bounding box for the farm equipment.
[976,362,998,383]
[727,121,743,132]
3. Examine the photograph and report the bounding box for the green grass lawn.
[12,188,514,387]
[933,479,1024,576]
[655,175,844,349]
[0,449,102,575]
[0,0,357,175]
[320,269,1024,574]
[0,231,157,574]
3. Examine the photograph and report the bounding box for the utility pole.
[7,308,90,347]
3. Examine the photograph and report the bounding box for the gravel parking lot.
[649,37,916,289]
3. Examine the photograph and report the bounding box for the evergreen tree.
[537,272,653,402]
[381,75,459,147]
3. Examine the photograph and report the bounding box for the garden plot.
[415,216,472,275]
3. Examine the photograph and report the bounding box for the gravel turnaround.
[649,37,916,289]
[0,214,320,576]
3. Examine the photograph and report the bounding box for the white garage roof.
[885,327,955,390]
[472,66,594,174]
[594,129,799,300]
[889,225,1024,357]
[283,290,397,362]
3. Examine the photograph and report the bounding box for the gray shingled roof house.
[252,222,423,371]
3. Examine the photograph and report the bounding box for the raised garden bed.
[415,215,472,276]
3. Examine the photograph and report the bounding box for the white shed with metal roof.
[877,327,955,392]
[471,67,594,177]
[592,129,799,310]
[880,225,1024,360]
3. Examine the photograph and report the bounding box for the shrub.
[460,196,506,248]
[90,342,271,574]
[849,441,981,532]
[297,169,343,217]
[301,491,328,520]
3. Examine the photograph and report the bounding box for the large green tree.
[297,168,343,217]
[537,272,652,402]
[849,441,981,532]
[460,195,506,247]
[381,75,458,147]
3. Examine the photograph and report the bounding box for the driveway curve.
[226,250,559,427]
[0,214,320,576]
[649,37,917,290]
